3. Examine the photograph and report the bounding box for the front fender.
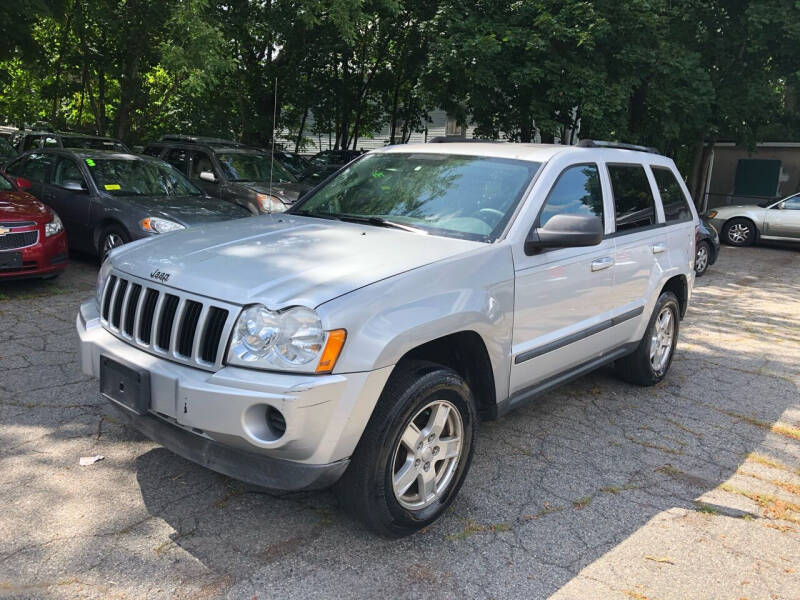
[317,244,515,404]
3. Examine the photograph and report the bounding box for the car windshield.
[277,152,309,176]
[86,157,202,197]
[291,152,541,242]
[310,152,353,166]
[216,152,296,183]
[63,137,127,152]
[0,173,14,191]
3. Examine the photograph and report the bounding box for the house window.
[445,116,466,137]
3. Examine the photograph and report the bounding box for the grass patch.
[747,453,800,477]
[740,471,800,497]
[716,409,800,442]
[447,520,511,541]
[522,503,565,520]
[663,418,703,438]
[694,501,719,515]
[720,484,800,524]
[573,496,592,509]
[625,435,682,455]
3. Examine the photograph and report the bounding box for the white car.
[77,140,697,536]
[708,193,800,246]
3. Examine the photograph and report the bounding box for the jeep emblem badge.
[150,269,171,283]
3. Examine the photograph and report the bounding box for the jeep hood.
[111,214,482,308]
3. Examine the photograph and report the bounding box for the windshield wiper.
[336,214,427,234]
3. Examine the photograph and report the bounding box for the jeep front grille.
[100,272,238,370]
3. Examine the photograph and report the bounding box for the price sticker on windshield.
[104,184,120,191]
[85,159,96,167]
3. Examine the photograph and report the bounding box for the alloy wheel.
[727,223,750,244]
[649,307,675,372]
[102,233,125,258]
[695,244,708,273]
[391,399,463,510]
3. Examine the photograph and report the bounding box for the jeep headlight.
[96,258,113,307]
[227,305,345,373]
[256,194,287,213]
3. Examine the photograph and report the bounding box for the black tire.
[98,224,130,260]
[335,360,477,538]
[722,217,756,246]
[615,291,680,386]
[694,240,711,277]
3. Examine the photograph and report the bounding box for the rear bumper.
[77,298,393,491]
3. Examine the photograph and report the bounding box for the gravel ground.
[1,244,799,600]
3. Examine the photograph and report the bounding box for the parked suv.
[17,131,129,153]
[144,136,311,214]
[77,142,697,537]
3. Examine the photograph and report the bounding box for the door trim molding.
[514,305,644,365]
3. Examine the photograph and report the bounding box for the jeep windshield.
[217,151,296,183]
[290,152,540,242]
[86,157,203,197]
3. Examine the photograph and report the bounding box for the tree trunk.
[295,107,308,153]
[389,79,400,144]
[96,67,106,135]
[688,135,708,204]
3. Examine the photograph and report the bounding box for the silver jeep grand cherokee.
[77,141,697,537]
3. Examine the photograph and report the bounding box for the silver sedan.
[708,193,800,246]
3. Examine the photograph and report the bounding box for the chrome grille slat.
[100,270,239,371]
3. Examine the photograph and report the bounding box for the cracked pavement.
[1,244,799,600]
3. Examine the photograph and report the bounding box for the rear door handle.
[591,257,614,271]
[652,242,666,254]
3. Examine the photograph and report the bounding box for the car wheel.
[99,225,130,261]
[335,360,477,538]
[615,291,680,386]
[722,218,755,246]
[694,241,710,277]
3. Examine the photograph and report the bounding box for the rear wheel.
[98,224,130,260]
[694,241,710,276]
[336,360,477,537]
[722,218,755,246]
[615,291,680,386]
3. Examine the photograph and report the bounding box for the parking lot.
[0,244,798,599]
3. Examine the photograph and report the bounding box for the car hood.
[242,181,311,204]
[0,190,50,222]
[119,195,250,224]
[111,215,482,308]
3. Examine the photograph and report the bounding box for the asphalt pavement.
[1,244,799,599]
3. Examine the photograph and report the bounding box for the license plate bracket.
[100,356,150,415]
[0,252,22,270]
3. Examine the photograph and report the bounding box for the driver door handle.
[652,242,666,254]
[591,257,614,271]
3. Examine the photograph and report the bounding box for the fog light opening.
[266,406,287,439]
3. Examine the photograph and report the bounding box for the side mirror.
[199,171,216,183]
[525,214,604,255]
[62,180,87,192]
[15,177,32,191]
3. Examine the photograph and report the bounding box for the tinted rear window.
[608,164,657,233]
[651,166,692,222]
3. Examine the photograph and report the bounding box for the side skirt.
[493,341,639,419]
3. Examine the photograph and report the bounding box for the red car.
[0,172,68,280]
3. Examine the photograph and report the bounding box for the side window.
[539,164,604,227]
[23,136,41,151]
[652,166,692,222]
[5,157,27,177]
[42,136,60,148]
[164,148,189,174]
[142,145,163,157]
[607,164,657,233]
[190,151,216,180]
[783,195,800,210]
[15,153,55,182]
[51,157,87,188]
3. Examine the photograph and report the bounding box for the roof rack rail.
[428,136,500,144]
[577,139,660,154]
[159,134,249,147]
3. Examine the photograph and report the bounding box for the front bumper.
[0,229,68,280]
[77,299,393,491]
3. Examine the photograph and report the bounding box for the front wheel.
[335,360,477,537]
[722,218,755,246]
[615,291,680,386]
[98,225,130,260]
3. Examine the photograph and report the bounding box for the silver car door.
[764,195,800,239]
[511,162,617,395]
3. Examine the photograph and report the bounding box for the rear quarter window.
[651,166,693,223]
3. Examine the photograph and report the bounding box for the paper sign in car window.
[85,158,96,167]
[104,184,121,191]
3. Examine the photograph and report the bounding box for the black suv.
[143,136,311,214]
[17,132,129,153]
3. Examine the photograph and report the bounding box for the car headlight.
[45,211,63,237]
[96,258,113,307]
[227,304,346,373]
[256,193,287,213]
[140,217,185,234]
